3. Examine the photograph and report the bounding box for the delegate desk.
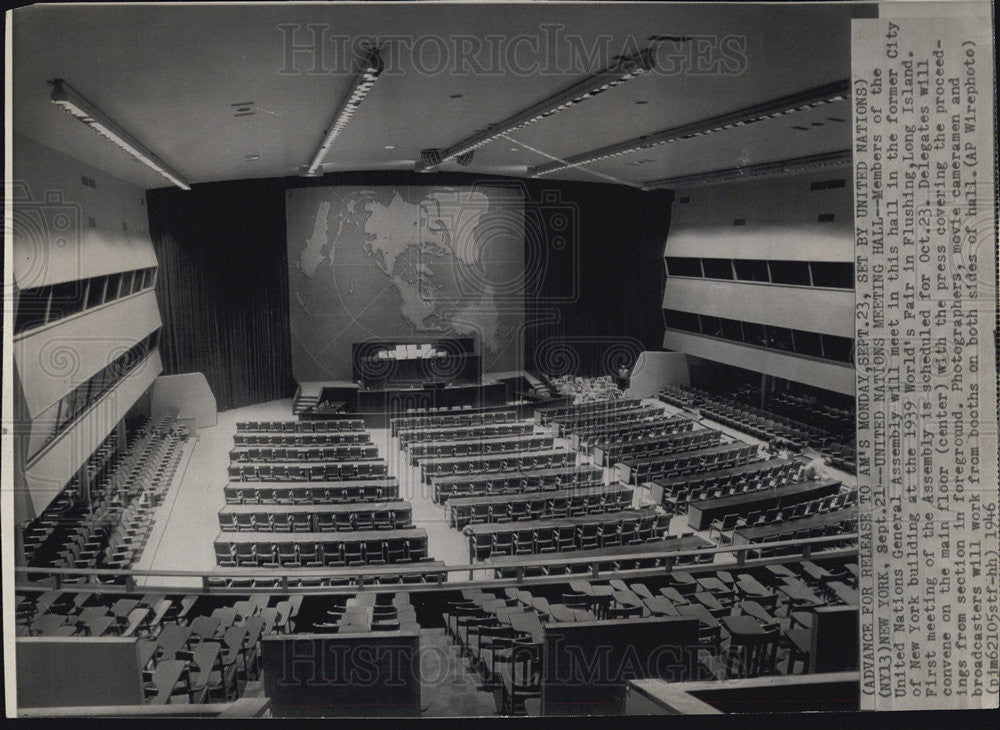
[219,502,413,531]
[687,479,842,530]
[228,461,387,481]
[407,434,554,466]
[446,484,634,528]
[484,535,714,575]
[575,415,692,449]
[419,449,575,484]
[397,421,533,448]
[732,508,859,546]
[431,464,604,503]
[593,428,721,467]
[215,528,429,561]
[549,405,659,437]
[463,509,664,562]
[390,409,517,437]
[234,431,371,446]
[617,442,757,484]
[223,478,400,504]
[535,398,641,426]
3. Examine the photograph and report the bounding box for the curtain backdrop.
[146,172,672,410]
[147,178,295,412]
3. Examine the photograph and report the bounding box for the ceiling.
[12,2,875,191]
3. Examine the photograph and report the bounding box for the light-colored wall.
[662,168,854,391]
[12,135,161,521]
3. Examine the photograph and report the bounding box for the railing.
[15,532,858,596]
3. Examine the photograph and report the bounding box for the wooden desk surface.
[224,478,397,491]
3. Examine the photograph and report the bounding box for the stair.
[292,393,320,415]
[418,628,500,717]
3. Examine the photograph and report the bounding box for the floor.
[134,395,857,587]
[419,628,499,716]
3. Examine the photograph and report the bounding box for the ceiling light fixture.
[415,48,655,172]
[641,149,851,190]
[302,47,384,177]
[49,78,191,190]
[528,79,850,178]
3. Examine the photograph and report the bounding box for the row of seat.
[397,421,533,448]
[575,414,693,450]
[389,408,517,437]
[593,428,722,467]
[223,480,399,505]
[432,465,604,503]
[407,433,553,464]
[420,449,576,484]
[486,535,714,579]
[618,442,759,484]
[654,458,798,514]
[465,510,671,561]
[227,460,388,482]
[547,406,664,437]
[214,533,429,568]
[309,592,419,634]
[447,485,634,529]
[203,563,448,589]
[534,396,640,427]
[23,414,189,572]
[233,431,371,446]
[218,503,412,533]
[236,419,365,433]
[711,490,858,543]
[229,444,379,463]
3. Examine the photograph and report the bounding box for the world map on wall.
[286,186,524,381]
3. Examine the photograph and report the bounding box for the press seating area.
[443,553,859,713]
[22,413,191,574]
[218,420,434,581]
[658,385,857,472]
[16,590,300,704]
[302,592,419,633]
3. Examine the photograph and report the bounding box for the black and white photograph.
[2,0,996,718]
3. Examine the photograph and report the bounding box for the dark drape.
[145,171,672,410]
[146,179,295,412]
[522,181,673,377]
